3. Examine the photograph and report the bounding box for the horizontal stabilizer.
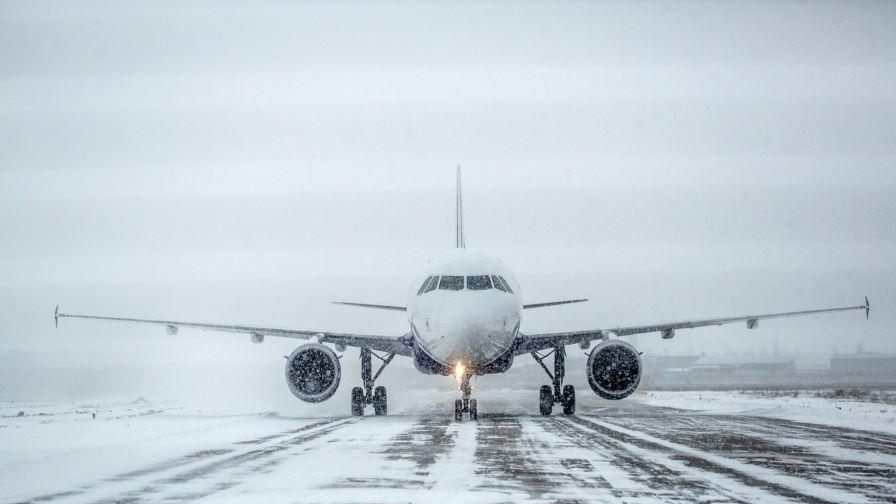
[523,299,588,310]
[332,301,407,312]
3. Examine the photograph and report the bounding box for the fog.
[1,1,894,412]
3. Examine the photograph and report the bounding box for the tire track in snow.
[570,415,872,503]
[12,418,347,504]
[103,417,354,503]
[545,416,754,503]
[326,416,457,490]
[597,412,896,502]
[55,418,352,504]
[472,415,556,500]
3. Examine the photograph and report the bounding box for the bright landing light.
[454,362,465,379]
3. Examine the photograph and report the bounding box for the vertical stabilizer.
[456,165,465,248]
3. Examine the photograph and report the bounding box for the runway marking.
[574,415,872,504]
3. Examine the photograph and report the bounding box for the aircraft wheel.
[469,399,478,421]
[351,387,365,416]
[562,385,576,415]
[373,386,387,416]
[454,399,463,421]
[539,385,553,416]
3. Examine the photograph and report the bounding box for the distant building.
[691,356,795,374]
[830,353,896,378]
[640,355,798,388]
[642,355,700,372]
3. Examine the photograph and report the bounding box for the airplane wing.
[516,297,870,354]
[331,301,406,311]
[523,299,588,309]
[54,306,412,356]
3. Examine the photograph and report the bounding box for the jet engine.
[285,343,341,403]
[586,339,642,400]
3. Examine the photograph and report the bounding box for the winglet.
[54,304,60,328]
[865,296,870,319]
[456,164,465,249]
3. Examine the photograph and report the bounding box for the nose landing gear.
[531,346,575,416]
[351,348,395,416]
[453,370,478,421]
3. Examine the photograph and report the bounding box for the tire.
[454,399,463,421]
[351,387,364,416]
[373,386,387,416]
[539,385,553,416]
[469,399,478,421]
[562,385,576,415]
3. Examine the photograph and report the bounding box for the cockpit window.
[423,276,439,293]
[466,275,492,290]
[418,276,439,295]
[417,276,433,295]
[498,276,514,293]
[438,275,465,290]
[490,275,513,293]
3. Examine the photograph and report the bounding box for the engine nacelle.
[587,339,642,400]
[285,343,341,403]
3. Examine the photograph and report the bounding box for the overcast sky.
[1,1,894,404]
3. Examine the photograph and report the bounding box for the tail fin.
[456,164,465,248]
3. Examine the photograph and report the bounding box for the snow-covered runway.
[4,393,896,504]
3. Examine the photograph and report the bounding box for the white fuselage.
[406,249,523,371]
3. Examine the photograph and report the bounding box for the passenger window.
[422,275,439,293]
[491,275,507,293]
[438,275,464,290]
[498,276,514,293]
[466,275,492,290]
[417,276,434,295]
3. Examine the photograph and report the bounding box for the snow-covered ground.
[3,390,896,503]
[0,399,325,503]
[635,390,896,435]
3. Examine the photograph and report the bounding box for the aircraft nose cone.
[431,299,511,365]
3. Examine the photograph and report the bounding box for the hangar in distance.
[55,167,870,421]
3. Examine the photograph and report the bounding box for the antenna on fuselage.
[456,164,465,248]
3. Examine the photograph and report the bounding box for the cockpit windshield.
[438,275,465,290]
[466,275,492,290]
[416,274,511,294]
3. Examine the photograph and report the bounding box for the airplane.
[55,167,871,421]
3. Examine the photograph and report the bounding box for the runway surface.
[6,392,896,504]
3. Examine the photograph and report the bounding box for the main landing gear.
[454,370,478,421]
[531,346,575,416]
[351,348,395,416]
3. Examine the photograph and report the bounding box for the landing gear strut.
[351,348,394,416]
[453,370,478,421]
[531,346,575,416]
